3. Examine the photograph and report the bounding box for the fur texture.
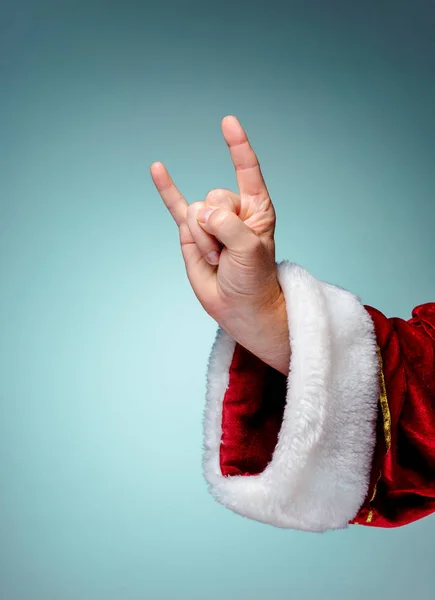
[202,261,380,532]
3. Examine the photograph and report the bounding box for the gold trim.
[377,346,391,452]
[365,345,392,523]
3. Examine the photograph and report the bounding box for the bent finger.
[187,202,222,265]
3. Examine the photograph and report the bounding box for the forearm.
[216,290,291,377]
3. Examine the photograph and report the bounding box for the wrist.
[218,289,291,377]
[255,290,290,376]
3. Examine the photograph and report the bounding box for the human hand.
[151,115,290,375]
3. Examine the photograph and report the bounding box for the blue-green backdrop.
[1,1,434,599]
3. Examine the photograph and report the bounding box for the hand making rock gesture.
[151,115,290,375]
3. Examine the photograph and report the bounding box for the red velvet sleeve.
[203,261,435,531]
[351,303,435,527]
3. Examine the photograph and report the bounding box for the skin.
[150,115,291,376]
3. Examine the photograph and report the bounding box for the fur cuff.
[202,261,380,532]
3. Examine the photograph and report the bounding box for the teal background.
[1,1,435,598]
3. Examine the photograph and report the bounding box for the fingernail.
[206,250,220,265]
[197,208,214,223]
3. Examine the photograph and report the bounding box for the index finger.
[221,116,269,199]
[150,162,188,226]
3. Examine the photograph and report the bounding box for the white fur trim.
[202,261,380,532]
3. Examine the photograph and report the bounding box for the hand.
[151,115,290,376]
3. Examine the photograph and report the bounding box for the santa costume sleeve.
[202,261,435,532]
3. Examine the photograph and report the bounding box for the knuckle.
[210,209,228,227]
[206,188,226,202]
[187,201,203,218]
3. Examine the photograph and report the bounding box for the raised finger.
[150,162,188,226]
[221,116,270,199]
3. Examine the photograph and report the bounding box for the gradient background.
[1,1,435,599]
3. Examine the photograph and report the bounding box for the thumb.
[196,207,259,255]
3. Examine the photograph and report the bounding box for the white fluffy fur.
[202,261,380,532]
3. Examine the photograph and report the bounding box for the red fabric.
[219,343,287,477]
[219,303,435,528]
[352,303,435,527]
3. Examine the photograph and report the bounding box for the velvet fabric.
[219,343,287,478]
[352,303,435,527]
[218,303,435,528]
